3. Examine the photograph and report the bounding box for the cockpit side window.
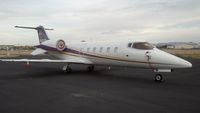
[132,42,154,50]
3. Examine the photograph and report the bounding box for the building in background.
[156,42,200,49]
[0,45,35,50]
[0,45,14,50]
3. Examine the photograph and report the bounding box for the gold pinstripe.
[61,51,172,65]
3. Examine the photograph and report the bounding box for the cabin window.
[132,42,154,50]
[87,48,90,52]
[93,47,96,52]
[107,47,110,53]
[114,47,118,53]
[99,47,103,53]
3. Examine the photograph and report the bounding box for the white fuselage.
[7,25,192,81]
[40,40,192,70]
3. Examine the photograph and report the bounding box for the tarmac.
[0,56,200,113]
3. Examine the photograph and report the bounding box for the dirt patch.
[161,49,200,59]
[0,50,32,58]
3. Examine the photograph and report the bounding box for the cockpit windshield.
[128,42,154,50]
[133,42,154,49]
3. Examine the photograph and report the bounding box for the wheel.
[154,74,163,82]
[87,65,94,72]
[62,65,72,73]
[66,67,72,73]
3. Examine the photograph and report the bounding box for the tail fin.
[15,25,53,44]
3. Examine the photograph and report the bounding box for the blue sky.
[0,0,200,45]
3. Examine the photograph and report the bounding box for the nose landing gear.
[154,74,163,82]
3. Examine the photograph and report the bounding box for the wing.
[31,48,47,55]
[0,58,93,64]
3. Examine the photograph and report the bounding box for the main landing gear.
[62,65,95,73]
[154,74,163,82]
[62,65,72,73]
[87,65,94,72]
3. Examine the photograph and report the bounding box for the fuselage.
[10,25,192,82]
[38,40,192,70]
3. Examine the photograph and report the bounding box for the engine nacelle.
[56,40,66,51]
[40,39,66,51]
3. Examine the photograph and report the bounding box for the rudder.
[37,26,50,43]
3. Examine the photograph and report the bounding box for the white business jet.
[0,26,192,82]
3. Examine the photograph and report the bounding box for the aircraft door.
[145,51,154,69]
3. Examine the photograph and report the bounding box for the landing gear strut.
[87,65,94,72]
[62,65,72,73]
[154,74,163,82]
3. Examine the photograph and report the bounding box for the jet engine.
[56,40,66,51]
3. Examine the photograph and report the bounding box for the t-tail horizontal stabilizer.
[15,26,53,30]
[15,25,53,44]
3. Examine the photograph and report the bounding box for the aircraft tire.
[87,65,94,72]
[155,74,163,82]
[66,67,72,73]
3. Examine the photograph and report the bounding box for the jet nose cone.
[154,49,192,69]
[175,58,192,68]
[183,60,192,68]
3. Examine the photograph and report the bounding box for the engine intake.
[56,40,66,51]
